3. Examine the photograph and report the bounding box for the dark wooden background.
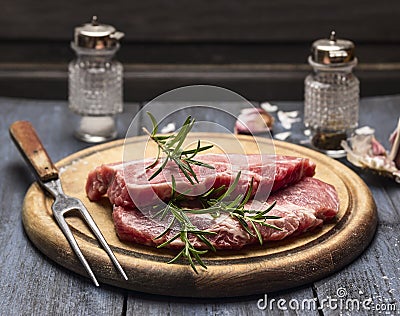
[1,0,400,101]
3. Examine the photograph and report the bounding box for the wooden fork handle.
[9,120,59,182]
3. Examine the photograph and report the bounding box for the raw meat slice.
[86,154,316,209]
[112,177,339,250]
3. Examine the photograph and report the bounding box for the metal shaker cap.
[74,16,124,49]
[310,31,356,65]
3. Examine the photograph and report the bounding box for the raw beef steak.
[86,154,316,209]
[112,177,339,250]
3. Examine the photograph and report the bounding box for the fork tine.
[53,212,100,286]
[78,204,129,281]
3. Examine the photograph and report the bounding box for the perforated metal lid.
[310,31,356,65]
[74,16,124,49]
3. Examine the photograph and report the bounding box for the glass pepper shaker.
[69,16,124,143]
[304,31,359,158]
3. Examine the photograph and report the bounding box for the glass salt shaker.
[304,31,359,158]
[69,16,124,143]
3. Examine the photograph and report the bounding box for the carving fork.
[10,120,128,286]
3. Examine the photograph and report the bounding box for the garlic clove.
[234,107,274,135]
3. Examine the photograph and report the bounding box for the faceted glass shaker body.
[69,45,123,142]
[304,65,359,157]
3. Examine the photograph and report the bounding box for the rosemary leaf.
[147,112,159,136]
[154,216,176,240]
[239,178,254,208]
[253,201,277,218]
[168,249,184,264]
[145,113,214,184]
[157,233,181,248]
[147,156,169,181]
[182,143,214,157]
[250,220,263,245]
[145,143,162,170]
[197,235,216,252]
[191,251,208,270]
[259,222,283,231]
[185,159,215,169]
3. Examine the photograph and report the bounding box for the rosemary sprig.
[144,112,214,184]
[153,175,217,273]
[146,113,281,272]
[187,172,282,245]
[153,173,281,272]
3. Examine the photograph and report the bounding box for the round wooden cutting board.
[22,134,377,297]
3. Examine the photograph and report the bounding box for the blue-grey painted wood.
[0,98,140,316]
[126,287,319,316]
[314,225,399,316]
[308,95,400,316]
[0,95,399,315]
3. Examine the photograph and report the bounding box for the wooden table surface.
[0,95,399,315]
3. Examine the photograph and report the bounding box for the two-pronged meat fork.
[10,120,128,286]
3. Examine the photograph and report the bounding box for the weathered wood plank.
[126,287,319,316]
[314,224,400,316]
[383,184,400,222]
[311,88,400,314]
[366,185,400,224]
[3,42,400,65]
[1,0,399,42]
[1,2,400,103]
[357,95,400,149]
[2,64,400,102]
[0,98,140,316]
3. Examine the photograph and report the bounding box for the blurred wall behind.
[0,0,399,101]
